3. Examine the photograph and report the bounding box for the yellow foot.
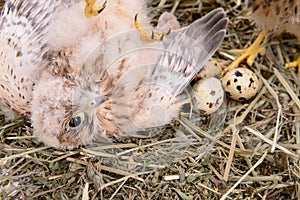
[285,56,300,79]
[84,0,107,17]
[225,31,266,73]
[134,14,170,43]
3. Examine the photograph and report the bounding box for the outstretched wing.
[156,8,228,95]
[110,8,228,134]
[0,0,73,118]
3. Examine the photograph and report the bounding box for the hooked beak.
[94,95,107,107]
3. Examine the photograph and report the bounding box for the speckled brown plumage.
[249,0,300,38]
[0,0,228,149]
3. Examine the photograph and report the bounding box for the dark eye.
[67,113,84,128]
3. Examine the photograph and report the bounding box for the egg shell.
[193,77,224,115]
[198,59,222,78]
[222,68,260,101]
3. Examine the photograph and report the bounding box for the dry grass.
[1,0,300,199]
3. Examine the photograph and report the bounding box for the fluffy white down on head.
[31,74,73,148]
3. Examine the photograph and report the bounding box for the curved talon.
[157,28,170,41]
[134,13,171,43]
[150,30,154,40]
[134,13,139,26]
[166,28,171,35]
[85,0,107,18]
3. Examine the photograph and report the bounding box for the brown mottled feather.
[248,0,300,39]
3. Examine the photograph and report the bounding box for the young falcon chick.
[0,0,149,120]
[33,8,228,149]
[228,0,300,78]
[0,0,228,149]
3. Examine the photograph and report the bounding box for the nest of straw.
[1,0,300,199]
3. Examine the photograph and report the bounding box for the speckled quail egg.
[193,77,224,115]
[221,68,260,101]
[197,59,222,78]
